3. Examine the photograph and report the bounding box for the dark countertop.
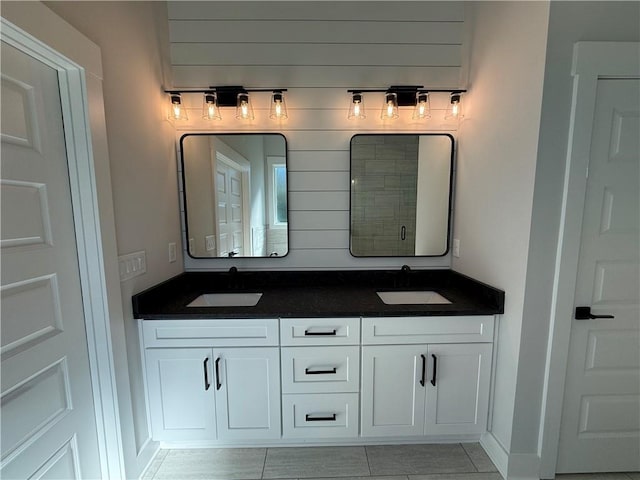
[132,269,504,319]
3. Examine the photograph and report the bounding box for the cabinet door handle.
[215,357,222,390]
[305,367,337,375]
[431,354,438,387]
[420,354,426,387]
[203,357,211,391]
[304,329,337,336]
[305,413,337,422]
[401,225,406,241]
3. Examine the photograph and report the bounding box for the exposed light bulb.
[348,92,365,119]
[445,92,464,120]
[380,92,398,120]
[236,92,254,120]
[269,91,288,120]
[168,93,187,121]
[203,92,221,120]
[353,102,362,117]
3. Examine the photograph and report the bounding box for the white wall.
[453,0,549,469]
[169,1,468,270]
[38,2,182,478]
[517,1,640,473]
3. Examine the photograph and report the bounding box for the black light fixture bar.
[165,86,288,107]
[347,86,466,106]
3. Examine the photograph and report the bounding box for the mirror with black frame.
[181,133,288,258]
[350,133,453,257]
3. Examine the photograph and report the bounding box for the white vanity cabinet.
[361,316,494,438]
[142,319,281,442]
[280,318,361,438]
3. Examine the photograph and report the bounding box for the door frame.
[1,18,125,479]
[538,42,640,478]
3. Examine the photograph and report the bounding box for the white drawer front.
[280,317,360,346]
[361,316,494,344]
[281,346,360,394]
[142,319,279,347]
[282,393,359,438]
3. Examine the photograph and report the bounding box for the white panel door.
[557,79,640,472]
[361,345,427,437]
[214,347,281,440]
[215,160,244,257]
[0,42,101,478]
[145,348,216,442]
[424,343,492,435]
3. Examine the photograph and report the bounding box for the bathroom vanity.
[133,269,504,447]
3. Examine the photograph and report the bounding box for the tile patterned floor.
[141,444,639,480]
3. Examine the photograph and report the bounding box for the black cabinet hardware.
[420,354,426,387]
[401,225,406,241]
[305,367,337,375]
[304,329,337,336]
[575,306,615,320]
[215,357,222,390]
[305,413,337,422]
[203,357,211,391]
[431,354,438,386]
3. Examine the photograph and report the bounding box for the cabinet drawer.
[281,346,360,394]
[361,316,494,345]
[282,393,359,438]
[280,317,360,346]
[142,319,279,348]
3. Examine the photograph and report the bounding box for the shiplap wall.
[168,1,469,270]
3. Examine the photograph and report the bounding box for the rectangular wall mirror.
[181,133,288,258]
[350,134,454,257]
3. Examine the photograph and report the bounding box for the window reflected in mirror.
[350,134,453,257]
[180,133,288,258]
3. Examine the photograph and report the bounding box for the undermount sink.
[187,293,263,307]
[377,291,451,305]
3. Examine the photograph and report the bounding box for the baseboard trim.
[480,432,508,479]
[507,453,540,480]
[136,438,160,480]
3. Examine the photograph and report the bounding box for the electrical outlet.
[168,242,177,263]
[452,238,460,258]
[205,235,215,252]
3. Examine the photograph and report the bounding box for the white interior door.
[215,156,245,257]
[1,42,102,479]
[557,78,640,473]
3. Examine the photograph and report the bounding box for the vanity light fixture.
[202,91,221,120]
[348,91,366,119]
[412,91,431,119]
[346,86,466,121]
[269,90,288,119]
[168,92,188,121]
[165,86,288,122]
[444,91,464,120]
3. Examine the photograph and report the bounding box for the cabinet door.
[214,347,281,440]
[361,345,427,437]
[425,343,492,435]
[145,348,216,441]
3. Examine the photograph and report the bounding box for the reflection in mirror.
[350,134,453,257]
[181,134,288,258]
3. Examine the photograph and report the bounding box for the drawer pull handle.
[305,367,337,375]
[431,354,438,387]
[215,357,222,391]
[305,413,337,422]
[420,354,426,387]
[203,357,211,391]
[304,329,337,336]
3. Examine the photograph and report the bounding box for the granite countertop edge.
[132,269,505,320]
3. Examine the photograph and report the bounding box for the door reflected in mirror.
[350,134,453,257]
[181,133,288,258]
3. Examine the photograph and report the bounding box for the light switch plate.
[452,238,460,258]
[118,250,146,282]
[168,242,177,263]
[205,235,215,252]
